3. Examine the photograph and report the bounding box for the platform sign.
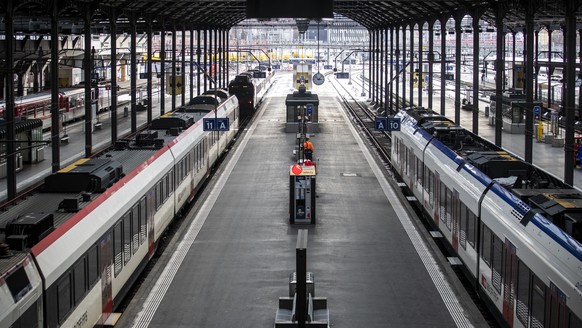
[203,118,230,131]
[534,105,541,119]
[375,117,401,132]
[216,118,230,131]
[306,103,313,114]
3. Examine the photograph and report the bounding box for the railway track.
[329,76,499,328]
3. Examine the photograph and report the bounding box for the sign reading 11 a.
[203,118,230,131]
[374,117,401,132]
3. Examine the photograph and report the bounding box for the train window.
[156,180,163,210]
[46,284,59,328]
[424,167,433,202]
[481,224,492,267]
[467,210,476,248]
[113,221,123,277]
[516,260,531,327]
[439,179,446,210]
[403,147,408,176]
[169,169,175,195]
[491,234,502,293]
[73,258,86,305]
[569,312,582,328]
[87,244,99,288]
[123,211,132,265]
[165,173,171,200]
[444,188,452,231]
[5,265,31,302]
[140,197,147,245]
[17,298,40,328]
[132,204,140,254]
[57,273,72,323]
[459,203,468,250]
[531,275,546,328]
[415,157,423,187]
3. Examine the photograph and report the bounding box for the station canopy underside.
[0,1,581,34]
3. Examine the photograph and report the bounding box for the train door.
[452,190,460,252]
[546,282,567,328]
[434,172,440,226]
[100,233,113,325]
[147,189,156,257]
[502,238,517,326]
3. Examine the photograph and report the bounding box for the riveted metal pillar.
[524,1,536,164]
[395,26,400,111]
[418,22,423,108]
[454,15,462,125]
[440,17,447,115]
[146,19,153,124]
[5,0,16,199]
[494,5,506,146]
[389,26,394,114]
[472,11,481,134]
[428,19,435,110]
[203,29,208,91]
[409,24,414,106]
[160,21,166,115]
[564,0,579,186]
[171,25,177,112]
[110,9,118,143]
[130,13,137,132]
[181,24,186,107]
[50,0,61,172]
[83,5,93,158]
[402,25,407,107]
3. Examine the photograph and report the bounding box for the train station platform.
[117,76,489,327]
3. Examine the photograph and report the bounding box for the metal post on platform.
[296,229,308,328]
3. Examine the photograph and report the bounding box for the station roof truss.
[1,1,581,34]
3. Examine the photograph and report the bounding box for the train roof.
[0,110,207,275]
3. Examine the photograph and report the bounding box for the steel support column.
[190,26,194,101]
[110,10,118,143]
[160,22,166,115]
[440,18,447,115]
[181,25,186,107]
[204,29,208,91]
[454,16,462,125]
[395,26,400,111]
[389,27,394,114]
[409,24,414,106]
[428,20,434,110]
[418,22,423,108]
[494,6,506,146]
[524,2,536,164]
[472,11,481,134]
[50,1,60,173]
[402,25,407,108]
[564,0,579,186]
[146,19,153,124]
[130,14,137,132]
[83,6,93,158]
[5,0,16,198]
[171,25,177,111]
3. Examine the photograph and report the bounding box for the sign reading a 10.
[374,117,401,132]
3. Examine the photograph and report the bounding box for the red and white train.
[0,92,239,328]
[0,83,146,131]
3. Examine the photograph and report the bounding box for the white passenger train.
[391,107,582,328]
[0,93,239,328]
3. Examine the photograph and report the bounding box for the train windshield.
[6,265,31,302]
